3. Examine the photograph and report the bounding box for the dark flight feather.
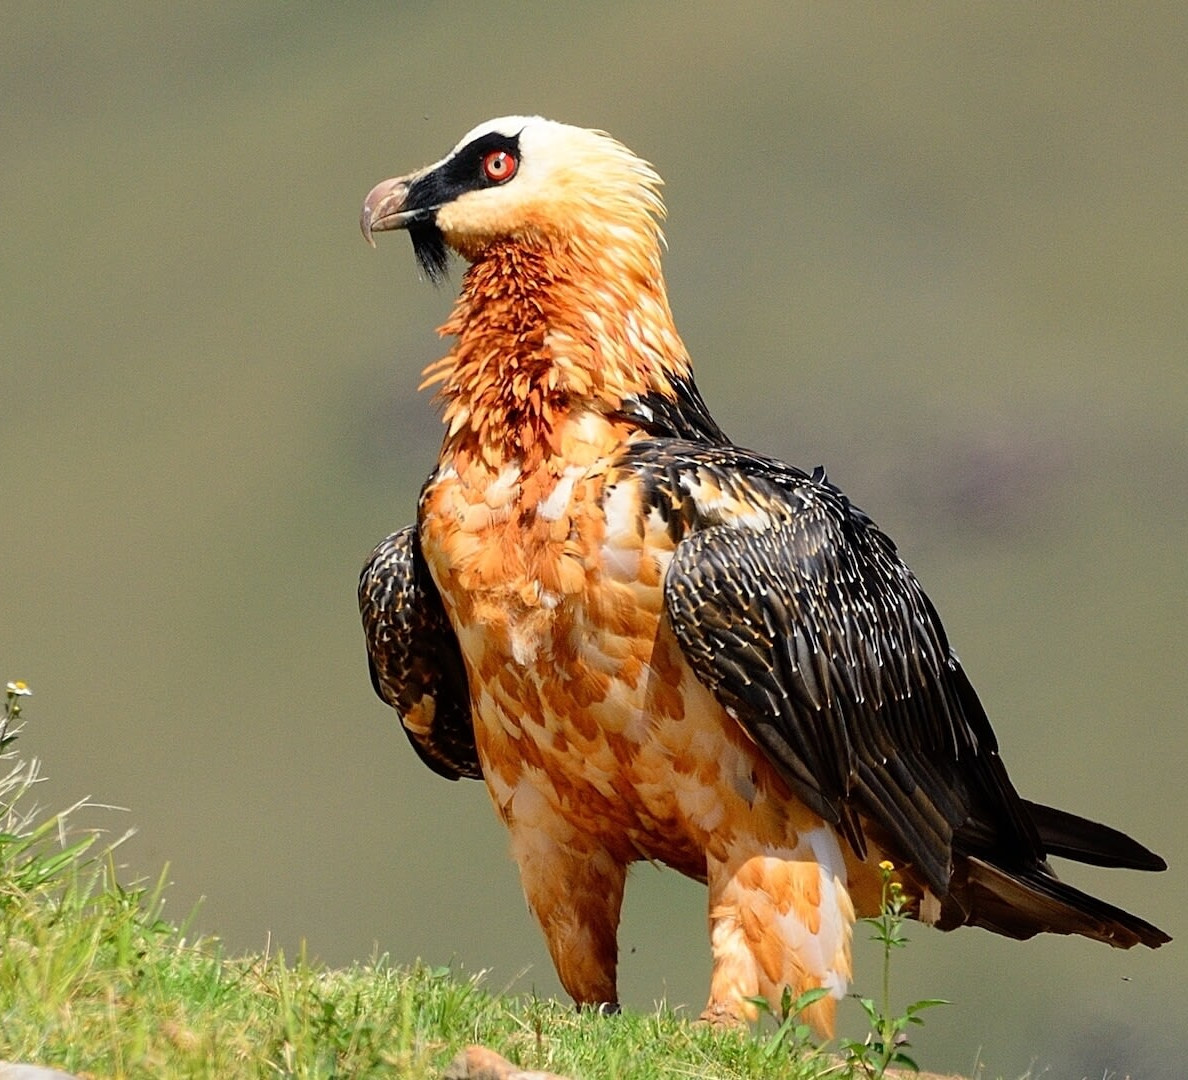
[624,438,1167,947]
[358,526,480,780]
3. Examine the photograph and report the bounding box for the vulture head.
[361,116,666,282]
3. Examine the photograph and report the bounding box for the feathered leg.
[702,846,855,1036]
[509,820,627,1009]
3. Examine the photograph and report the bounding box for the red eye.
[482,149,517,184]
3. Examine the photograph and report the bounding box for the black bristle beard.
[409,223,450,284]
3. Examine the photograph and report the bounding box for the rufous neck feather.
[422,231,692,469]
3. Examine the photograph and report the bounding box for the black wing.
[645,441,1041,894]
[358,526,481,781]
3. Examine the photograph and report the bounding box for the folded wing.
[653,443,1163,917]
[359,526,481,781]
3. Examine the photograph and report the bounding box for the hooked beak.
[360,176,432,247]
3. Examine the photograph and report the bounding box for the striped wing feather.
[656,445,1040,895]
[358,526,481,781]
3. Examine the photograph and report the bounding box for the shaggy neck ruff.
[422,235,692,471]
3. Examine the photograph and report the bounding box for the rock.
[0,1066,82,1080]
[442,1045,574,1080]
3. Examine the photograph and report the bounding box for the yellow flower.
[878,859,895,872]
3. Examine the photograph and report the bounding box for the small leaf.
[905,997,949,1013]
[745,994,774,1018]
[789,985,831,1011]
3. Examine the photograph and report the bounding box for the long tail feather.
[948,857,1171,949]
[1023,800,1167,872]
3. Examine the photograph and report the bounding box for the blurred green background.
[3,3,1184,1076]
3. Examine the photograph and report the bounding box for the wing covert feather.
[358,526,481,781]
[653,445,1037,893]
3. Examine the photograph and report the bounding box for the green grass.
[0,873,837,1080]
[0,683,854,1080]
[1,681,974,1079]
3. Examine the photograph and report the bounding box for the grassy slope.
[1,858,837,1080]
[0,695,973,1080]
[0,701,856,1080]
